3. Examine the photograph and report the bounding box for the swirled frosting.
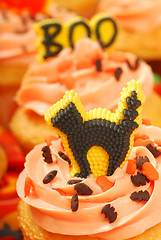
[97,0,161,32]
[16,38,154,115]
[0,5,75,65]
[17,123,161,239]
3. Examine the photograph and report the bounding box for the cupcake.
[17,80,161,240]
[10,35,159,151]
[97,0,161,74]
[0,3,75,127]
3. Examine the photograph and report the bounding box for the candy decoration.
[146,143,161,158]
[131,172,150,187]
[74,183,93,195]
[130,190,150,202]
[135,156,149,170]
[142,162,159,181]
[101,204,117,223]
[43,170,57,184]
[71,193,79,212]
[45,80,145,178]
[42,146,53,163]
[35,13,118,62]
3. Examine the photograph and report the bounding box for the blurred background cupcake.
[0,0,75,127]
[96,0,161,75]
[0,125,25,239]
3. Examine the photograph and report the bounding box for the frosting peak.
[16,38,154,115]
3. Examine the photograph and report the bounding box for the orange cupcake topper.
[35,13,118,62]
[45,80,145,178]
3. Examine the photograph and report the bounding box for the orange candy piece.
[24,177,33,198]
[126,159,136,174]
[134,138,154,147]
[96,175,113,192]
[142,162,159,181]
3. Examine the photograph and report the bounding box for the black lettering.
[69,21,91,49]
[95,17,117,49]
[41,23,63,59]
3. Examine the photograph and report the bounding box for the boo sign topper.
[35,13,118,62]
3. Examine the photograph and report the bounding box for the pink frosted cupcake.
[0,4,75,127]
[10,37,159,152]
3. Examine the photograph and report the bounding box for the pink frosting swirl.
[16,38,154,114]
[97,0,161,32]
[0,5,75,65]
[17,124,161,239]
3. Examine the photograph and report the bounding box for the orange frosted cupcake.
[97,0,161,74]
[17,80,161,240]
[0,4,75,127]
[10,36,157,151]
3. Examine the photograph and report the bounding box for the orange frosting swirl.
[16,38,154,114]
[97,0,161,32]
[17,124,161,239]
[0,5,75,65]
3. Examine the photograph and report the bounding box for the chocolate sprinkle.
[95,59,102,72]
[43,170,57,184]
[67,179,83,185]
[146,143,161,158]
[42,146,53,163]
[131,172,150,187]
[130,190,150,202]
[126,58,140,71]
[101,204,117,223]
[135,156,150,170]
[71,193,79,212]
[74,183,93,195]
[114,67,123,81]
[58,151,71,165]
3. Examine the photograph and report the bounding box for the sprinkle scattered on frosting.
[101,204,117,223]
[131,172,150,187]
[130,190,150,202]
[42,170,57,184]
[74,182,93,195]
[58,151,71,165]
[67,179,83,185]
[41,146,53,163]
[71,193,79,212]
[114,67,122,80]
[95,58,102,72]
[135,156,150,170]
[146,143,161,158]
